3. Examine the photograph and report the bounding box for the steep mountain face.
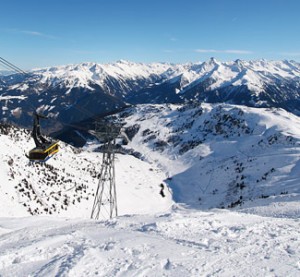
[115,103,300,215]
[1,59,300,136]
[0,72,128,130]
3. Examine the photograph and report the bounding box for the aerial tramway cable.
[0,57,28,75]
[0,57,62,161]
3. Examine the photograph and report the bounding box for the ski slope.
[0,207,299,277]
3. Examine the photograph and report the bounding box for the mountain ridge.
[1,58,300,140]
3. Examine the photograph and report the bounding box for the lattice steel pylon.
[90,123,120,220]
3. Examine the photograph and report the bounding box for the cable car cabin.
[28,141,59,162]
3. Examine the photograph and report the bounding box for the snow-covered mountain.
[2,101,300,217]
[116,103,300,217]
[1,59,300,276]
[127,59,300,110]
[1,59,300,136]
[1,103,300,276]
[0,70,14,76]
[0,60,172,129]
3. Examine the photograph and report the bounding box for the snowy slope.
[0,123,172,218]
[118,103,300,216]
[0,208,299,277]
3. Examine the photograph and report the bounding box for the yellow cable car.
[27,112,59,162]
[27,141,59,162]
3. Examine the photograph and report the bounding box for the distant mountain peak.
[1,58,300,132]
[209,57,219,64]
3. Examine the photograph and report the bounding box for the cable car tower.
[90,121,121,220]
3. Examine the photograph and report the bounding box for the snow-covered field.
[1,103,300,276]
[0,207,299,277]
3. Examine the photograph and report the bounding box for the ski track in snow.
[0,209,299,277]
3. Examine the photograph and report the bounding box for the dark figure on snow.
[159,183,165,198]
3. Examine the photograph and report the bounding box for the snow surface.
[0,207,299,277]
[0,96,27,100]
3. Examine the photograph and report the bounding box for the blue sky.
[1,0,300,69]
